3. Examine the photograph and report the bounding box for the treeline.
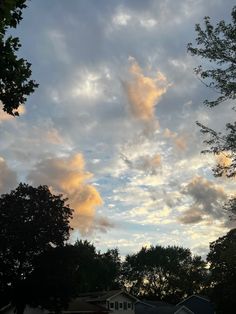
[0,184,236,314]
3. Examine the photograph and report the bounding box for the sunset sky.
[1,0,235,258]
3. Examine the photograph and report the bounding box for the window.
[115,302,118,310]
[110,302,114,309]
[119,302,123,309]
[128,303,131,309]
[124,302,127,310]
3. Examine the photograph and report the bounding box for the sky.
[1,0,235,258]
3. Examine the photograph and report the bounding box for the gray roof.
[135,300,176,314]
[78,290,137,302]
[65,298,109,313]
[177,295,214,314]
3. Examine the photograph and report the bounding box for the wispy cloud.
[0,157,18,194]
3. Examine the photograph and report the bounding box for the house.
[0,290,138,314]
[135,295,214,314]
[75,290,138,314]
[176,295,214,314]
[0,292,214,314]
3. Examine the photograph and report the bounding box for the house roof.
[79,290,138,303]
[135,300,176,314]
[177,295,214,314]
[64,299,109,313]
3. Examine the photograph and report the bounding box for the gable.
[177,295,214,314]
[175,305,194,314]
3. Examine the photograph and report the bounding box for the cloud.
[45,128,64,144]
[163,128,177,139]
[28,153,112,235]
[123,58,169,122]
[174,134,188,151]
[179,207,204,224]
[121,152,162,175]
[0,157,18,194]
[179,176,227,224]
[215,152,232,176]
[0,104,26,122]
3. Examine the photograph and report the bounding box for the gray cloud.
[179,176,228,224]
[0,157,18,194]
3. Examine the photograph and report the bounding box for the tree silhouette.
[120,245,207,303]
[24,246,80,314]
[188,7,236,178]
[73,240,121,293]
[0,0,38,115]
[0,183,73,314]
[207,229,236,314]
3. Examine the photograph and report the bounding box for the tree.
[187,6,236,108]
[120,245,207,304]
[0,0,38,115]
[0,183,73,314]
[207,229,236,314]
[188,6,236,179]
[72,240,121,293]
[24,246,80,314]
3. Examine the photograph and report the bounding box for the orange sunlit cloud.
[123,58,169,122]
[0,104,26,122]
[28,153,108,235]
[216,152,232,176]
[174,134,188,151]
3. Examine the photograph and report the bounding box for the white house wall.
[107,294,135,314]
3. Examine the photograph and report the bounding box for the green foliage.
[207,229,236,314]
[120,245,207,303]
[187,6,236,107]
[0,183,73,313]
[0,0,38,115]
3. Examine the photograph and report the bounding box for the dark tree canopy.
[0,0,38,115]
[120,245,207,304]
[188,6,236,215]
[73,240,121,293]
[207,229,236,314]
[24,246,80,314]
[188,6,236,107]
[0,183,73,313]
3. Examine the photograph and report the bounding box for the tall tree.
[188,6,236,178]
[207,229,236,314]
[0,183,73,314]
[73,240,121,293]
[120,245,207,304]
[0,0,38,115]
[24,246,80,314]
[187,6,236,108]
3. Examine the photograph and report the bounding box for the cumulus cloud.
[121,152,162,175]
[179,176,228,224]
[123,58,169,122]
[179,207,204,224]
[28,153,112,235]
[0,157,18,194]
